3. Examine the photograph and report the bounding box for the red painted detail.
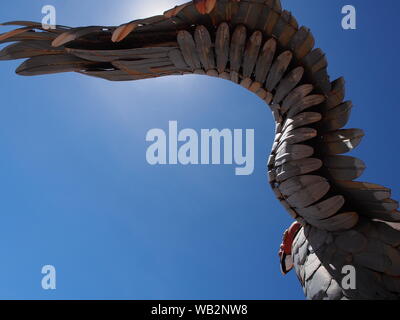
[278,222,302,275]
[279,221,302,257]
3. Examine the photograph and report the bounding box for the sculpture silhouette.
[1,0,399,299]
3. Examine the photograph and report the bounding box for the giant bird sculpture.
[1,0,400,300]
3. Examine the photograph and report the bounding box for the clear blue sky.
[0,0,398,300]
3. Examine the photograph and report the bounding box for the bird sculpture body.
[1,0,400,300]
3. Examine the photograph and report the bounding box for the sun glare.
[122,0,189,21]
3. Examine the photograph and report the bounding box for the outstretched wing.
[1,0,398,236]
[1,0,399,299]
